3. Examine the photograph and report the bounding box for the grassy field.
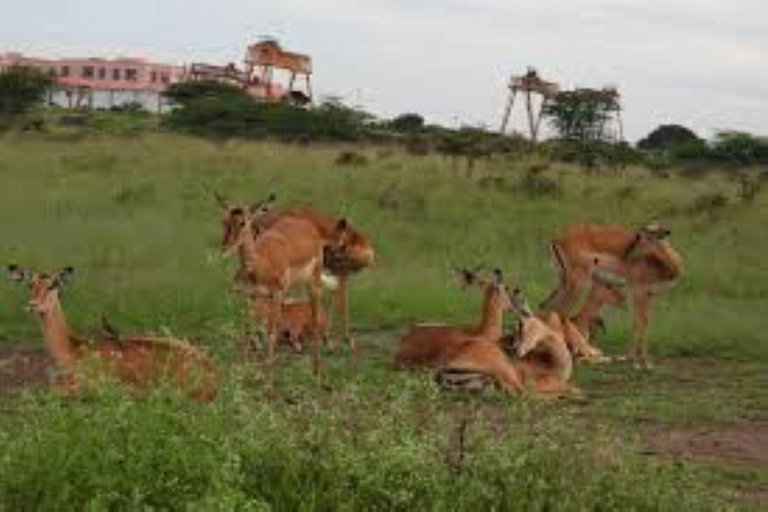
[1,132,767,510]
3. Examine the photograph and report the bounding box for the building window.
[160,72,169,84]
[82,66,94,79]
[48,67,57,77]
[98,67,106,80]
[60,66,70,77]
[150,71,157,83]
[112,68,121,80]
[125,69,137,81]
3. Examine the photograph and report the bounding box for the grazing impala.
[540,222,684,365]
[218,194,374,350]
[7,265,218,402]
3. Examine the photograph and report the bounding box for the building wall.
[1,52,183,111]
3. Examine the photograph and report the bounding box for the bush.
[638,124,703,152]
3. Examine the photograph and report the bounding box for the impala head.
[455,267,522,313]
[219,193,276,253]
[324,218,375,273]
[7,264,73,315]
[628,221,683,281]
[639,221,671,243]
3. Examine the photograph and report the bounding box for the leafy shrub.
[516,171,562,199]
[687,192,729,218]
[335,150,369,167]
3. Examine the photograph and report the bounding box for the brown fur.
[541,223,684,364]
[251,297,330,351]
[250,205,374,347]
[223,207,343,376]
[394,269,528,394]
[219,199,374,351]
[8,266,218,402]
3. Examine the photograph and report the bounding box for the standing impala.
[540,222,684,366]
[222,202,351,376]
[218,193,374,350]
[7,265,218,402]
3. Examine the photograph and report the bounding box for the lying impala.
[397,268,581,398]
[217,193,374,350]
[7,265,218,402]
[222,201,351,376]
[540,222,684,366]
[395,268,529,393]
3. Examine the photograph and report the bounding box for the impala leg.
[334,274,352,351]
[630,287,652,367]
[448,344,524,395]
[266,292,282,366]
[310,267,322,378]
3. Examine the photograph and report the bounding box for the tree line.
[1,65,767,169]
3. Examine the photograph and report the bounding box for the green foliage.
[543,89,619,142]
[637,124,704,152]
[542,139,642,170]
[163,90,372,142]
[390,112,425,133]
[710,131,768,165]
[0,368,726,511]
[0,66,52,121]
[162,80,251,107]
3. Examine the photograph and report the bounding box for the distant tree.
[711,131,768,165]
[543,90,618,142]
[390,113,424,133]
[637,124,703,152]
[0,66,51,116]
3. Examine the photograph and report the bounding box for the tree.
[162,80,250,106]
[0,66,51,117]
[543,89,619,142]
[390,113,424,133]
[711,131,768,165]
[637,124,703,152]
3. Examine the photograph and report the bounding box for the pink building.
[0,52,184,111]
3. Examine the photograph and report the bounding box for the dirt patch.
[0,345,51,395]
[641,419,768,468]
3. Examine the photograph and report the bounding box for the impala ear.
[454,267,476,287]
[214,191,228,208]
[249,193,277,215]
[55,266,74,287]
[336,218,349,233]
[8,264,29,283]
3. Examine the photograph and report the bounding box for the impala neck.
[475,287,505,340]
[39,299,78,373]
[238,226,258,272]
[539,331,573,381]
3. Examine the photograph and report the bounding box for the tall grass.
[1,133,766,360]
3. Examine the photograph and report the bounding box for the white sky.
[2,0,767,140]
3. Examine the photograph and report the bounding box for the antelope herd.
[6,191,683,401]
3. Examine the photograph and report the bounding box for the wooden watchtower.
[244,38,313,104]
[499,67,559,142]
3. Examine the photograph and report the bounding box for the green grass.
[0,132,766,509]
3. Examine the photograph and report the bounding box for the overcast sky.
[2,0,766,140]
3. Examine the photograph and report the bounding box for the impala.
[7,265,218,402]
